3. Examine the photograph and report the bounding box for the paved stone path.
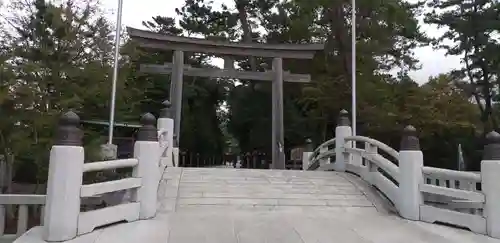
[159,167,375,212]
[18,168,500,243]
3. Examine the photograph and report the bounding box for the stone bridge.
[15,168,497,243]
[2,110,500,243]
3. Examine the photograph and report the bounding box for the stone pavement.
[17,168,500,243]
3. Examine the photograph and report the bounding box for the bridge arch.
[305,110,499,237]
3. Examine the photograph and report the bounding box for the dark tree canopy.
[0,0,491,189]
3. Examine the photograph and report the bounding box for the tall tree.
[425,0,500,133]
[173,0,432,155]
[0,0,124,185]
[293,0,430,135]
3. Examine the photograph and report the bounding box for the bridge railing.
[343,136,401,206]
[5,110,174,243]
[305,138,336,170]
[305,109,500,239]
[0,192,142,242]
[3,101,176,243]
[419,166,485,233]
[39,112,166,242]
[421,167,482,212]
[77,157,142,236]
[0,195,45,241]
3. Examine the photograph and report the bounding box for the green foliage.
[425,0,500,132]
[0,0,126,183]
[0,0,491,186]
[174,0,481,169]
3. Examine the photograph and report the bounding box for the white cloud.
[101,0,182,29]
[406,2,462,83]
[409,46,461,82]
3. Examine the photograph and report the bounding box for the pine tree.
[0,0,125,183]
[425,0,500,132]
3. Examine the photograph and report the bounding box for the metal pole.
[351,0,357,136]
[108,0,124,144]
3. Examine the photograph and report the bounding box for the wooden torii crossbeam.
[128,27,324,169]
[139,64,311,83]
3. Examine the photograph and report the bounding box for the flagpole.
[351,0,357,136]
[108,0,124,144]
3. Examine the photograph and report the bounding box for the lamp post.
[351,0,357,136]
[108,0,124,144]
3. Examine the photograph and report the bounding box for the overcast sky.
[100,0,462,84]
[3,0,463,84]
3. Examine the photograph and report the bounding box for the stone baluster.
[158,100,174,168]
[334,109,352,172]
[133,113,160,219]
[43,112,84,242]
[398,125,423,221]
[481,131,500,238]
[302,139,314,170]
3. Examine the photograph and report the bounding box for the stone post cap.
[54,111,82,146]
[338,109,350,126]
[137,113,158,141]
[305,138,314,152]
[400,125,420,151]
[160,100,173,118]
[483,131,500,160]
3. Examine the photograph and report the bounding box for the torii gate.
[127,27,324,169]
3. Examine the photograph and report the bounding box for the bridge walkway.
[17,168,500,243]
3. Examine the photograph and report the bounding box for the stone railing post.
[133,113,160,219]
[302,139,314,170]
[334,109,352,172]
[362,142,378,184]
[319,146,329,166]
[481,131,500,238]
[43,112,84,242]
[172,134,179,167]
[398,125,423,221]
[158,100,174,168]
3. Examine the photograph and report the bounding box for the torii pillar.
[272,58,285,169]
[170,50,184,145]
